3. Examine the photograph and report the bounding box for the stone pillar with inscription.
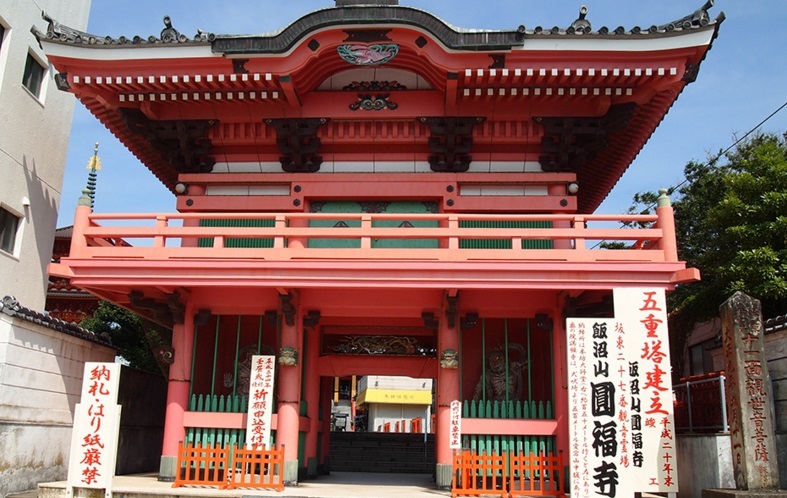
[704,292,782,497]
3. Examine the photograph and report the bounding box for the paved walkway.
[37,472,451,498]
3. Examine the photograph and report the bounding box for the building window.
[23,53,46,98]
[0,206,21,254]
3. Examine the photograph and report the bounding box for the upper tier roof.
[37,1,723,213]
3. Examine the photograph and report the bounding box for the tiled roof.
[0,296,114,348]
[54,225,75,238]
[37,2,724,53]
[765,314,787,335]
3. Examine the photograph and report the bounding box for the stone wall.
[0,314,115,496]
[676,434,734,498]
[710,327,786,434]
[766,328,787,434]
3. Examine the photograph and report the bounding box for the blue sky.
[56,0,787,226]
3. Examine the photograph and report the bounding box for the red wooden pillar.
[436,293,460,489]
[159,303,195,481]
[276,294,303,485]
[320,376,334,472]
[552,311,570,462]
[304,325,321,478]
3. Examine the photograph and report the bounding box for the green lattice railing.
[189,394,249,413]
[461,399,555,458]
[459,220,553,249]
[198,218,275,247]
[462,399,552,419]
[186,394,249,448]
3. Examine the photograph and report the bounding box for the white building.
[357,376,433,433]
[0,2,113,496]
[0,0,91,310]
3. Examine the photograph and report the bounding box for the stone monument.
[703,292,785,497]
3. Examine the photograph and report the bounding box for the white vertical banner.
[566,319,633,498]
[246,355,276,448]
[567,287,678,497]
[613,288,678,492]
[67,362,121,495]
[449,399,462,449]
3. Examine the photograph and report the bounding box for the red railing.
[452,450,566,498]
[452,451,507,498]
[173,442,284,492]
[508,451,566,497]
[173,443,229,488]
[67,209,678,264]
[227,445,285,491]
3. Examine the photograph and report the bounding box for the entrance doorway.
[327,374,435,474]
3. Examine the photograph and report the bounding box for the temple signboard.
[567,288,677,497]
[67,362,121,495]
[246,355,276,449]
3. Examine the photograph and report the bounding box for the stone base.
[435,463,452,490]
[307,456,318,479]
[283,459,299,486]
[157,455,176,482]
[703,489,787,498]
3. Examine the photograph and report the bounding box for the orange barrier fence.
[173,442,284,492]
[452,451,507,498]
[509,451,565,497]
[227,445,285,491]
[452,450,565,498]
[173,443,229,488]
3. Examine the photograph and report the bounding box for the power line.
[590,99,787,249]
[666,99,787,196]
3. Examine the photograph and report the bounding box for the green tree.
[620,133,787,365]
[672,132,787,322]
[80,301,168,375]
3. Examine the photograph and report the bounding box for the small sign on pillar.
[66,362,122,498]
[449,399,462,449]
[246,355,276,449]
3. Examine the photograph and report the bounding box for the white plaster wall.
[0,314,115,496]
[0,0,91,311]
[676,434,734,498]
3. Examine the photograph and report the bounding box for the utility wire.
[665,99,787,198]
[590,99,787,249]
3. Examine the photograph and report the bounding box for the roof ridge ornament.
[569,6,591,35]
[659,0,714,32]
[160,15,183,43]
[35,12,213,46]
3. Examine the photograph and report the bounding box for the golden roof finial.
[86,142,101,171]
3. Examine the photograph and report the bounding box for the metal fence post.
[686,381,693,433]
[719,374,728,432]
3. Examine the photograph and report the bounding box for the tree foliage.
[622,133,786,369]
[80,301,169,376]
[672,132,787,321]
[627,133,787,325]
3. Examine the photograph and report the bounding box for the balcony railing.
[68,206,679,264]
